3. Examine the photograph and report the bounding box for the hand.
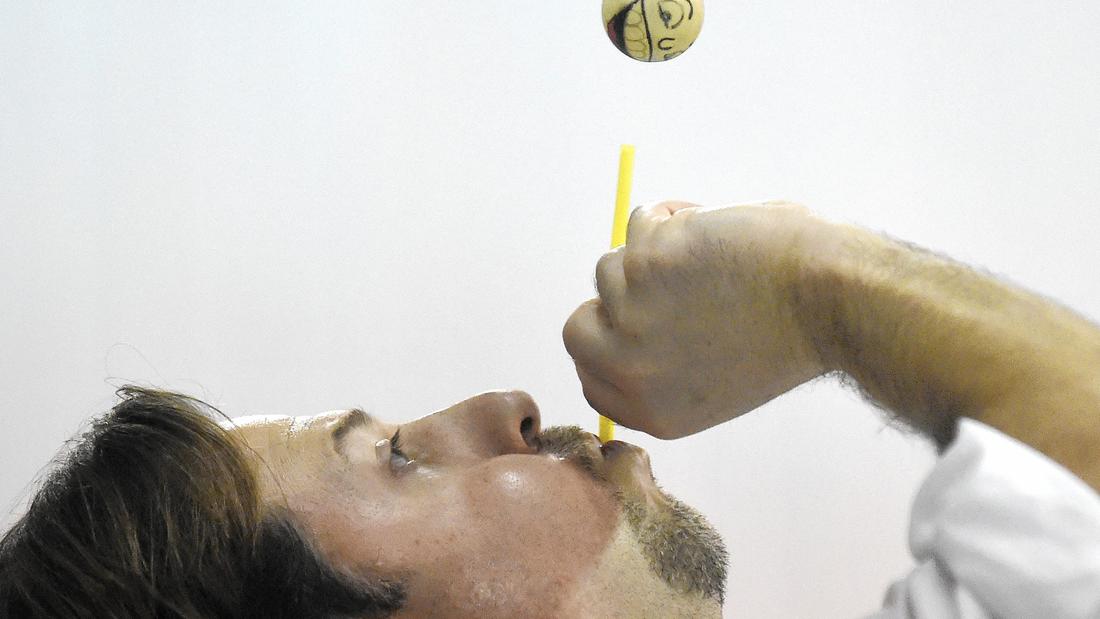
[563,200,834,438]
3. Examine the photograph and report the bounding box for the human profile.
[0,386,727,618]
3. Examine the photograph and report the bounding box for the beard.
[537,425,729,604]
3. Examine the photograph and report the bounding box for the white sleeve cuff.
[875,418,1100,618]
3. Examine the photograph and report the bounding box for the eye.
[375,429,415,474]
[389,429,412,469]
[658,0,685,29]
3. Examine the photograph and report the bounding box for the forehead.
[223,410,366,455]
[223,410,352,430]
[222,410,379,500]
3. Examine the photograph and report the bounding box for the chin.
[539,426,729,608]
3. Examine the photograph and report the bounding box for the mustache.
[536,425,603,478]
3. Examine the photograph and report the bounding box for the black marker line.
[640,0,654,61]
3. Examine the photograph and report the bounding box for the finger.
[594,248,626,325]
[624,203,660,245]
[662,200,703,216]
[563,298,620,379]
[574,363,636,428]
[626,200,702,245]
[578,364,680,438]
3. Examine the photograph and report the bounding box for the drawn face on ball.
[602,0,704,62]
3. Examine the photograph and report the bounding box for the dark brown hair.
[0,386,405,618]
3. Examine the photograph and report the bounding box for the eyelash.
[389,429,413,470]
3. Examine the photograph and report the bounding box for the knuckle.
[627,201,675,239]
[637,200,678,217]
[595,249,620,284]
[621,250,648,285]
[563,302,585,330]
[626,205,647,241]
[561,303,593,353]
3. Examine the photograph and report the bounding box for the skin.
[564,200,1100,490]
[230,391,723,618]
[564,201,827,440]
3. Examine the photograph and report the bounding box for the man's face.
[230,391,726,618]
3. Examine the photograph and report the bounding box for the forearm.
[800,224,1100,489]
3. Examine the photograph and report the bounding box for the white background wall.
[2,2,1098,616]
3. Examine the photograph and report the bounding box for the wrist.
[789,220,885,375]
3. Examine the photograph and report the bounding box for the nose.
[411,390,542,463]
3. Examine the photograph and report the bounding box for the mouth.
[537,425,729,602]
[536,426,661,503]
[604,0,649,61]
[598,438,630,458]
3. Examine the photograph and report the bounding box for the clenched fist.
[563,201,837,439]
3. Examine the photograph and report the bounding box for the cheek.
[287,471,412,571]
[313,457,622,615]
[404,458,619,564]
[424,458,621,611]
[455,457,619,546]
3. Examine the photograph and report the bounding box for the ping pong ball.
[602,0,704,62]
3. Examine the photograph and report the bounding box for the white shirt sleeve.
[866,418,1100,619]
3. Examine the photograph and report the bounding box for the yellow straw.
[601,144,635,443]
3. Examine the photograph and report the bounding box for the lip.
[591,435,642,463]
[599,439,629,457]
[582,435,660,496]
[536,428,657,491]
[600,440,665,507]
[577,433,643,464]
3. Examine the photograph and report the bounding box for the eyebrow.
[332,408,372,456]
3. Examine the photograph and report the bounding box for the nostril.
[520,416,536,449]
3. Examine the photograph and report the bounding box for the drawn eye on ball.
[658,4,681,28]
[658,0,693,29]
